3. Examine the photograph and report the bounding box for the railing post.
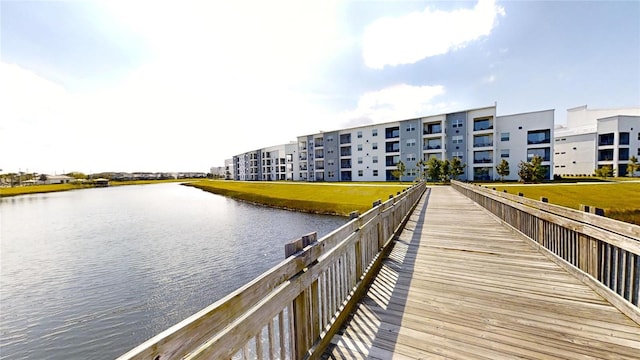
[284,232,318,360]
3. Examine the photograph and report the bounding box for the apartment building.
[233,142,298,181]
[294,105,554,182]
[224,159,234,180]
[554,106,640,176]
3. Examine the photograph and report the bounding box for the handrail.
[117,182,427,360]
[451,180,639,325]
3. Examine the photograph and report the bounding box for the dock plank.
[323,186,640,360]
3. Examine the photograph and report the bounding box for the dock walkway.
[323,186,640,359]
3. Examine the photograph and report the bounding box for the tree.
[627,156,639,177]
[495,159,510,182]
[440,159,451,182]
[595,165,613,179]
[391,160,406,182]
[416,159,426,181]
[518,155,546,183]
[425,156,442,182]
[450,157,465,180]
[39,174,48,182]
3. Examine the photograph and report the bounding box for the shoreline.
[0,179,196,198]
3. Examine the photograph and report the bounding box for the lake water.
[0,183,346,359]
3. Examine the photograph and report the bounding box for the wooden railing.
[117,182,426,360]
[451,180,640,324]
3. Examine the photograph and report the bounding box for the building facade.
[293,105,554,182]
[233,142,298,181]
[554,106,640,176]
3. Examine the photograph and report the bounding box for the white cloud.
[362,0,506,69]
[337,84,450,127]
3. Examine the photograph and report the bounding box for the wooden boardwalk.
[323,186,640,359]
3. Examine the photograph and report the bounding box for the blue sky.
[1,0,639,174]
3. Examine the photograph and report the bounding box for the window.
[406,123,416,132]
[425,139,442,149]
[372,129,378,137]
[424,123,442,135]
[406,154,416,161]
[452,151,463,159]
[620,132,630,145]
[372,142,378,150]
[357,131,363,138]
[473,167,492,181]
[528,147,550,161]
[386,155,400,166]
[327,135,334,142]
[473,117,493,131]
[328,171,335,178]
[372,156,378,163]
[357,144,363,151]
[327,159,335,166]
[339,134,351,144]
[406,139,416,147]
[619,148,629,161]
[501,149,509,158]
[452,135,463,144]
[452,119,463,128]
[385,126,400,138]
[501,132,510,141]
[373,169,379,176]
[357,157,363,164]
[385,141,400,152]
[598,133,614,146]
[358,170,363,177]
[527,129,551,145]
[340,146,351,156]
[473,134,493,148]
[327,148,334,155]
[473,150,493,164]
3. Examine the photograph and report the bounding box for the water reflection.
[0,183,345,359]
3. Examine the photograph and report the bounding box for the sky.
[1,0,639,174]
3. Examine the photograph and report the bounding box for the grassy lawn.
[488,182,640,225]
[0,179,200,197]
[185,180,411,216]
[0,183,92,197]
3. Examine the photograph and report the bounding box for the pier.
[118,181,639,359]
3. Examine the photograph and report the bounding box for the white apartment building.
[294,105,554,182]
[224,159,234,180]
[233,142,298,181]
[554,106,640,176]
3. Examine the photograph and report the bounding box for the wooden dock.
[323,186,640,359]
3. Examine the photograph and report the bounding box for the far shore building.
[554,105,640,177]
[224,159,234,180]
[231,104,555,182]
[233,142,298,181]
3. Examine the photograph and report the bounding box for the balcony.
[340,147,352,157]
[386,141,400,153]
[527,130,551,145]
[315,141,324,148]
[424,145,442,150]
[340,160,352,169]
[473,118,493,132]
[385,127,400,139]
[339,134,351,144]
[423,123,442,135]
[473,158,493,164]
[598,133,615,146]
[473,142,493,148]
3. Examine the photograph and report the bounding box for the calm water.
[0,183,345,359]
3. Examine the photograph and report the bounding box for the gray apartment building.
[231,104,556,182]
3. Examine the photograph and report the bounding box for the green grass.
[487,183,640,225]
[0,183,92,197]
[0,178,200,197]
[185,180,411,216]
